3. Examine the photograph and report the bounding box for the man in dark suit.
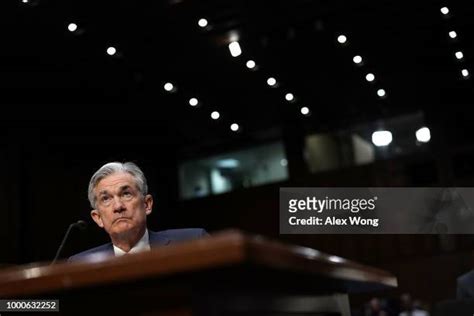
[69,161,207,262]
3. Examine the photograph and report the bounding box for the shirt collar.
[113,228,150,256]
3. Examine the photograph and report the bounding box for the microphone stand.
[51,220,87,265]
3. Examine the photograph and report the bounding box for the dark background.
[1,0,474,311]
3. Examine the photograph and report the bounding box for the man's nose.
[112,196,126,212]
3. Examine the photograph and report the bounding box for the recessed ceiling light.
[300,107,310,116]
[246,60,256,69]
[285,93,294,101]
[189,98,198,106]
[106,47,116,56]
[353,55,363,64]
[198,18,208,28]
[68,23,78,32]
[230,123,239,132]
[228,41,242,57]
[416,127,431,143]
[211,111,220,120]
[372,131,393,147]
[337,35,347,44]
[164,82,174,92]
[267,77,277,86]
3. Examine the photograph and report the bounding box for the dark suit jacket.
[68,228,208,262]
[457,269,474,299]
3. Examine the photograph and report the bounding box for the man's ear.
[90,209,104,228]
[144,194,153,215]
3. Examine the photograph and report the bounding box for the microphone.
[51,220,87,265]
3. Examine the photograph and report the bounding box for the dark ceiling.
[1,0,473,155]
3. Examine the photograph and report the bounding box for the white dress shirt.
[113,228,151,256]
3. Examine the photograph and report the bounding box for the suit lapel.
[148,230,171,248]
[103,243,115,255]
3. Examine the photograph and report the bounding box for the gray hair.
[88,162,148,208]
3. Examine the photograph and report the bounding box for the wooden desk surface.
[0,230,397,297]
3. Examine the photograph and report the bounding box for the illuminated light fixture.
[280,159,288,167]
[377,89,386,97]
[22,0,29,3]
[163,82,174,92]
[300,107,310,116]
[337,35,347,44]
[106,47,116,56]
[449,31,457,39]
[285,93,294,101]
[440,7,449,15]
[211,111,220,120]
[216,159,239,168]
[228,31,239,43]
[365,73,375,82]
[228,41,242,57]
[68,23,78,32]
[246,60,256,69]
[230,123,239,132]
[416,127,431,143]
[328,256,345,263]
[189,98,198,106]
[198,18,208,28]
[461,69,469,78]
[455,51,464,60]
[372,130,392,147]
[267,77,277,86]
[353,55,363,64]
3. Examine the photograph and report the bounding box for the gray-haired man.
[69,162,207,262]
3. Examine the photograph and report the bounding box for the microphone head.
[74,220,88,230]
